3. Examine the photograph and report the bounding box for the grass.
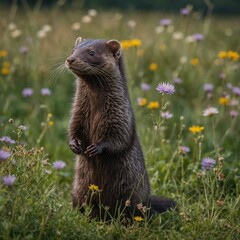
[0,2,240,239]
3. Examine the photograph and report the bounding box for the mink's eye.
[89,50,95,56]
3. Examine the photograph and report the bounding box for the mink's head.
[65,37,122,78]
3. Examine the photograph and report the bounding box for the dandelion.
[203,107,219,116]
[201,157,216,170]
[138,98,147,107]
[53,160,66,170]
[88,9,98,17]
[156,82,175,95]
[189,125,204,134]
[179,146,190,155]
[192,33,204,42]
[218,96,229,105]
[1,68,10,75]
[134,216,144,222]
[172,32,184,40]
[130,39,142,47]
[148,101,159,109]
[227,50,239,61]
[127,20,136,28]
[2,175,16,186]
[22,88,33,97]
[89,184,99,191]
[11,29,22,38]
[230,110,238,118]
[41,88,52,96]
[82,15,92,23]
[0,136,16,144]
[160,18,172,27]
[149,63,158,71]
[203,83,214,93]
[161,111,173,119]
[0,50,8,57]
[190,58,199,66]
[48,121,54,127]
[218,51,227,59]
[0,149,12,160]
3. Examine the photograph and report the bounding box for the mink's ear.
[75,37,83,46]
[106,39,122,58]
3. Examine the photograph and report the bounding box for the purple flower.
[41,88,52,96]
[203,83,214,92]
[192,33,204,41]
[22,88,33,97]
[19,46,28,54]
[141,83,151,91]
[161,111,173,119]
[0,149,11,160]
[156,82,175,95]
[2,175,16,186]
[173,77,182,84]
[0,136,16,144]
[232,87,240,96]
[219,72,226,80]
[179,146,190,154]
[180,8,190,16]
[230,110,238,118]
[53,160,66,170]
[160,18,172,27]
[201,157,216,170]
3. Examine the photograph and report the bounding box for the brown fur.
[65,38,176,220]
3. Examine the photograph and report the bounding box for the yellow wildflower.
[149,63,158,71]
[134,216,144,222]
[189,125,204,134]
[89,184,99,191]
[138,98,147,107]
[0,50,7,58]
[130,38,142,47]
[121,40,130,49]
[48,121,54,127]
[227,50,239,61]
[48,113,53,118]
[218,96,229,105]
[2,68,10,75]
[3,61,10,68]
[190,58,199,66]
[218,51,227,59]
[148,101,159,109]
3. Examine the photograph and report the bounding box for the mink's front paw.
[85,144,103,158]
[69,139,83,155]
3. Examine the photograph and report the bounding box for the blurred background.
[1,0,240,14]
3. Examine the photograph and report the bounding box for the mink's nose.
[67,56,75,64]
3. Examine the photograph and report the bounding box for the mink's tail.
[150,195,177,213]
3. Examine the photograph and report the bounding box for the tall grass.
[0,2,240,239]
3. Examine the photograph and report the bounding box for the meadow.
[0,2,240,239]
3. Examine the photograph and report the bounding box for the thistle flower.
[180,8,190,16]
[203,107,219,116]
[41,88,52,96]
[19,46,28,54]
[52,160,66,170]
[230,110,238,118]
[232,87,240,96]
[203,83,214,93]
[0,136,16,144]
[192,33,204,41]
[201,157,216,170]
[141,83,150,91]
[156,82,175,95]
[0,149,11,160]
[160,18,172,27]
[179,146,190,155]
[2,175,16,186]
[22,88,33,97]
[161,111,173,119]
